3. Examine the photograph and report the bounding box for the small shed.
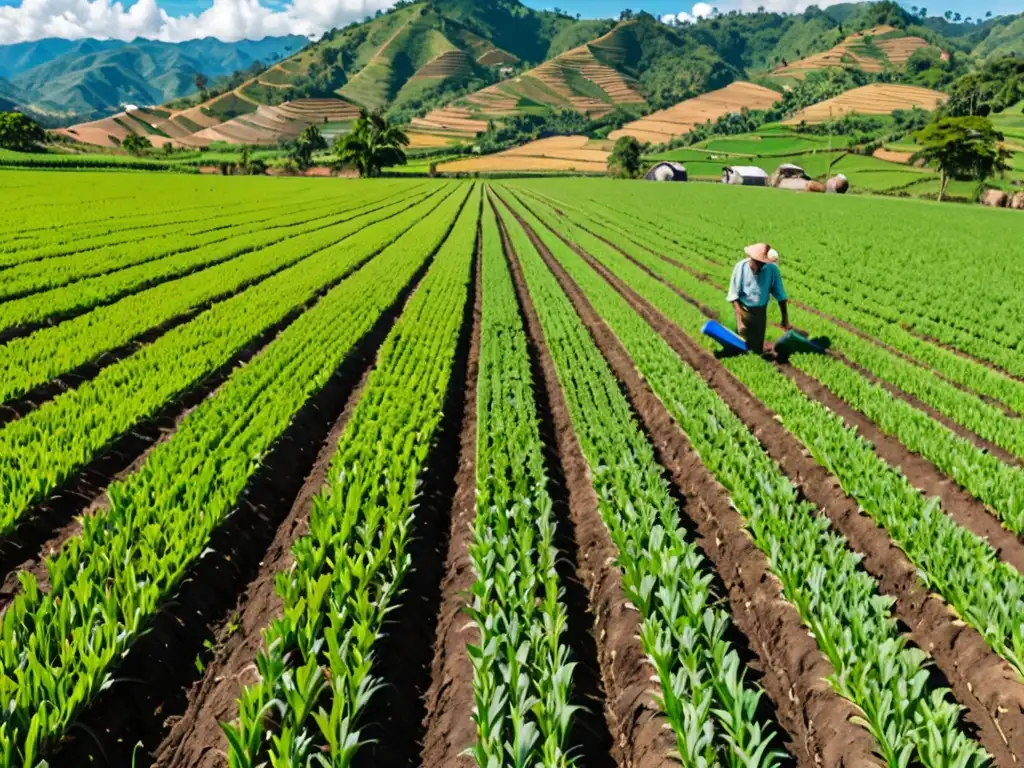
[770,163,809,187]
[722,165,769,186]
[645,161,688,182]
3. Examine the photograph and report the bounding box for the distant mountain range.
[0,36,308,122]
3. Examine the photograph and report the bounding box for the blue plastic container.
[702,320,748,353]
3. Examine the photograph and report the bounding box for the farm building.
[722,166,769,186]
[770,163,810,189]
[645,162,688,182]
[826,174,850,194]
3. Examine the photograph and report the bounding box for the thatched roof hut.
[769,163,809,187]
[645,161,688,182]
[722,166,768,186]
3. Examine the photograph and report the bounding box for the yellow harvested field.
[406,131,464,148]
[873,147,915,164]
[784,84,948,124]
[438,135,609,173]
[438,156,606,173]
[609,82,781,143]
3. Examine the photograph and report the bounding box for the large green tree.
[334,110,409,178]
[0,112,46,152]
[608,136,644,178]
[120,133,153,156]
[911,116,1011,201]
[290,124,328,170]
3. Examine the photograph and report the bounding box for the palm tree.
[334,110,409,177]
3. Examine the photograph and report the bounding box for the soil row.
[508,192,1024,767]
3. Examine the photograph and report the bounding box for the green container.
[774,330,830,361]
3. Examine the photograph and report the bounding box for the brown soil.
[495,194,673,768]
[496,190,881,768]
[521,202,1024,767]
[45,217,457,768]
[419,230,483,768]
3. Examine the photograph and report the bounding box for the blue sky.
[2,0,1021,16]
[0,0,1019,45]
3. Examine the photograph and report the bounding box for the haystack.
[982,190,1009,208]
[806,180,826,193]
[1009,192,1024,210]
[826,174,849,194]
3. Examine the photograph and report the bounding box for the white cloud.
[0,0,397,44]
[661,2,715,25]
[662,0,846,23]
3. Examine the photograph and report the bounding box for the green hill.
[1,36,306,121]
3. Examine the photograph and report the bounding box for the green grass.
[124,111,170,138]
[260,68,295,86]
[563,67,613,104]
[204,92,258,121]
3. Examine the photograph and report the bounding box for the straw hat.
[744,243,779,264]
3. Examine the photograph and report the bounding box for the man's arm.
[726,263,743,332]
[772,267,791,329]
[733,300,745,334]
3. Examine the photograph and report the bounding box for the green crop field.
[2,170,1024,768]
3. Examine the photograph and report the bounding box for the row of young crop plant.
[464,200,577,766]
[529,183,1024,678]
[0,183,294,253]
[0,185,472,767]
[0,150,179,172]
[0,186,440,336]
[495,185,989,768]
[0,185,444,405]
[223,186,478,767]
[535,188,1024,542]
[0,194,332,267]
[492,190,784,767]
[0,196,386,301]
[0,185,457,540]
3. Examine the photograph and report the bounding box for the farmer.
[726,243,791,354]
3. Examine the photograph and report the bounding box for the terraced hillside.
[417,19,696,137]
[772,25,937,79]
[784,83,948,124]
[609,82,782,144]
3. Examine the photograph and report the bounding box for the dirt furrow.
[419,233,483,768]
[154,364,371,768]
[497,198,674,768]
[498,191,880,768]
[46,237,445,768]
[351,202,479,768]
[531,208,1024,768]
